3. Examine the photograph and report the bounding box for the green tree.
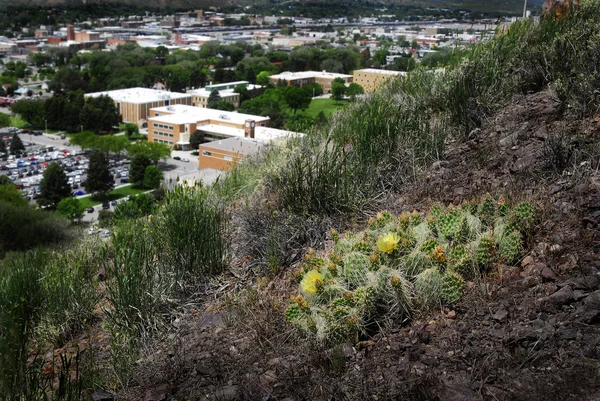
[283,85,312,114]
[86,151,113,198]
[38,162,71,207]
[207,90,222,107]
[209,100,235,111]
[331,78,347,103]
[70,131,99,151]
[346,83,365,101]
[0,137,6,154]
[9,135,25,154]
[256,71,272,86]
[56,197,85,222]
[130,154,152,186]
[121,123,139,139]
[127,142,171,165]
[113,193,156,222]
[155,45,169,58]
[80,95,121,133]
[189,130,205,150]
[0,183,27,206]
[10,99,45,128]
[0,113,10,128]
[143,165,163,189]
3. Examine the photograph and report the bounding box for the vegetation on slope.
[2,1,600,398]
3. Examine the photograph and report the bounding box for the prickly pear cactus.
[438,210,462,239]
[341,252,370,286]
[420,238,439,254]
[476,236,496,266]
[499,230,522,264]
[508,202,535,233]
[479,196,497,227]
[441,271,464,304]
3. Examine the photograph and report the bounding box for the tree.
[121,123,139,139]
[38,162,71,207]
[207,90,222,107]
[190,130,205,150]
[70,131,99,151]
[56,197,85,222]
[0,183,27,206]
[80,95,121,133]
[127,142,171,165]
[346,83,365,101]
[283,86,312,114]
[209,100,235,111]
[303,83,323,97]
[331,78,347,103]
[10,99,45,128]
[9,135,25,154]
[0,137,6,154]
[130,154,152,186]
[113,193,155,222]
[143,165,163,189]
[86,151,113,198]
[0,113,10,128]
[256,71,272,86]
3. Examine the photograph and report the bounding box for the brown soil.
[118,89,600,401]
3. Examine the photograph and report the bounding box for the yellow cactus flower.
[433,245,446,263]
[300,270,324,294]
[376,233,400,254]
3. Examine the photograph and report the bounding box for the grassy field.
[304,98,350,118]
[78,185,148,208]
[11,116,29,129]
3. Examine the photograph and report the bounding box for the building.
[74,31,101,42]
[187,81,261,109]
[199,137,265,171]
[269,71,353,93]
[352,68,406,93]
[147,104,270,150]
[85,88,193,125]
[66,25,75,41]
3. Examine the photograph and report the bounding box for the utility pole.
[523,0,528,18]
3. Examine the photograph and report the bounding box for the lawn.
[11,116,29,129]
[78,185,148,208]
[303,98,350,118]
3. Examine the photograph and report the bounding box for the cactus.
[376,233,400,254]
[414,268,443,307]
[403,251,432,277]
[441,271,464,305]
[508,202,535,233]
[499,230,522,264]
[325,312,362,345]
[341,252,370,287]
[353,239,374,254]
[437,209,462,239]
[354,286,376,314]
[285,303,302,322]
[420,238,439,254]
[432,245,447,264]
[330,228,340,242]
[369,210,393,230]
[427,214,438,236]
[497,196,508,217]
[479,196,496,227]
[476,236,496,266]
[334,238,353,255]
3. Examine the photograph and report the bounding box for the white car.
[75,175,81,183]
[181,157,189,162]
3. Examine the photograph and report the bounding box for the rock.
[212,385,238,401]
[539,285,574,312]
[447,310,456,319]
[492,308,508,322]
[92,390,114,401]
[521,256,535,267]
[559,275,599,291]
[522,263,547,277]
[144,384,169,401]
[197,313,224,328]
[583,290,600,309]
[499,132,519,148]
[582,216,598,229]
[556,327,578,341]
[540,267,557,282]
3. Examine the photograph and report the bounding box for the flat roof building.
[85,88,193,125]
[352,68,406,93]
[187,81,261,109]
[199,137,265,171]
[269,71,353,93]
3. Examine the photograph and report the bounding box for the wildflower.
[300,270,324,294]
[376,233,400,254]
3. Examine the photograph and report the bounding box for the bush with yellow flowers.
[285,196,535,345]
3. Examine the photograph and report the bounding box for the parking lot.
[0,130,202,221]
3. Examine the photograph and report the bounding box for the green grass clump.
[286,197,535,345]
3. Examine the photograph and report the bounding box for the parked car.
[120,178,128,183]
[32,131,42,136]
[181,157,189,162]
[73,190,86,196]
[87,207,94,213]
[173,156,181,160]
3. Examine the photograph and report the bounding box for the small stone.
[539,286,574,312]
[521,256,535,267]
[540,267,557,282]
[92,390,114,401]
[447,350,455,357]
[492,308,508,322]
[447,310,456,319]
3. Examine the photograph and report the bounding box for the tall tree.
[38,162,71,208]
[346,83,365,101]
[86,151,113,198]
[130,154,152,187]
[331,78,347,103]
[207,90,222,107]
[80,95,121,133]
[9,134,25,154]
[0,137,6,154]
[127,142,171,165]
[283,86,312,114]
[189,130,205,150]
[143,165,163,189]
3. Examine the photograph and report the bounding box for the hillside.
[2,2,600,401]
[0,0,546,14]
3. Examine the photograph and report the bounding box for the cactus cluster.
[287,198,534,345]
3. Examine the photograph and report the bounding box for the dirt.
[116,88,600,401]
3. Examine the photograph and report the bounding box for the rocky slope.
[114,88,600,401]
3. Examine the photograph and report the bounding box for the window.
[224,155,233,162]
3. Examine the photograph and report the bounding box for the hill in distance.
[0,0,547,15]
